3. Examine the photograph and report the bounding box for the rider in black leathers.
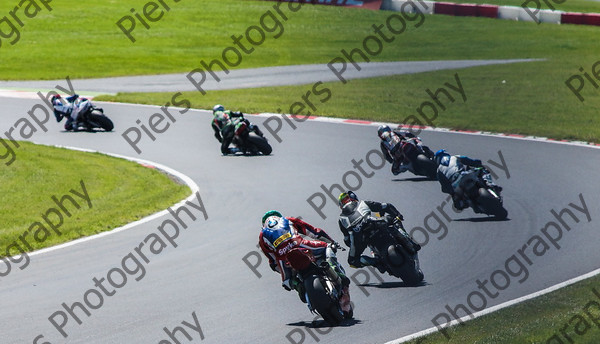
[337,191,420,271]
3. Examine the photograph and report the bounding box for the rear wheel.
[477,188,508,219]
[247,134,272,155]
[305,276,343,326]
[414,154,437,179]
[89,111,114,131]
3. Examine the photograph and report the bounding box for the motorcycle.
[381,131,437,179]
[362,215,424,286]
[456,168,508,219]
[231,119,272,155]
[61,98,114,132]
[286,245,352,325]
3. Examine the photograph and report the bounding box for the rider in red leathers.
[258,210,351,316]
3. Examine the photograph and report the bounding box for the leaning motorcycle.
[457,168,508,219]
[363,215,424,286]
[382,134,437,179]
[63,98,114,132]
[286,246,352,325]
[231,119,272,155]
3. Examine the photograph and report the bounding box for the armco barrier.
[381,0,434,14]
[434,2,457,15]
[562,12,586,25]
[380,0,600,27]
[455,3,477,17]
[539,9,562,24]
[498,5,520,21]
[518,6,539,22]
[584,13,600,26]
[476,4,498,18]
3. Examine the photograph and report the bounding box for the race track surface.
[0,95,598,344]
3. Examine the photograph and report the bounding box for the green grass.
[0,142,190,256]
[451,0,600,13]
[82,4,598,143]
[3,0,597,81]
[0,0,425,80]
[406,274,600,343]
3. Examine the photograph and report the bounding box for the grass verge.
[0,141,190,256]
[406,273,600,343]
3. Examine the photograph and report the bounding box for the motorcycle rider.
[434,149,502,210]
[378,125,434,175]
[258,210,351,314]
[51,94,92,131]
[337,191,420,273]
[211,104,265,155]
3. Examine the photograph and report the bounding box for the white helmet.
[213,104,225,114]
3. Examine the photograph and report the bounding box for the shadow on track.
[287,318,362,328]
[60,130,114,133]
[391,176,435,182]
[358,280,429,289]
[453,216,511,222]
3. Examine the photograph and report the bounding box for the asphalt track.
[1,70,599,343]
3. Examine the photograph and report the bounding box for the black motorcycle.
[286,246,352,325]
[457,168,508,219]
[231,119,271,155]
[60,99,114,132]
[381,131,437,179]
[363,215,424,286]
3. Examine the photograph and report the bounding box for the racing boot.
[452,193,468,211]
[360,255,386,274]
[293,279,307,304]
[340,286,353,319]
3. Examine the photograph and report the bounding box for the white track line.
[12,142,199,259]
[385,267,600,343]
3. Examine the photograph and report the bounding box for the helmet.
[338,191,358,208]
[51,94,62,107]
[262,210,283,228]
[213,104,225,114]
[434,149,449,165]
[377,125,391,139]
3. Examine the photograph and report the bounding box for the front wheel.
[304,276,343,326]
[89,111,114,131]
[477,188,508,219]
[387,245,424,286]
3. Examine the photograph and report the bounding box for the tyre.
[387,246,424,286]
[477,188,508,219]
[247,134,272,155]
[89,111,114,131]
[305,276,343,326]
[414,154,437,179]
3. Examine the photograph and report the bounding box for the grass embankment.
[0,142,189,255]
[407,274,600,343]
